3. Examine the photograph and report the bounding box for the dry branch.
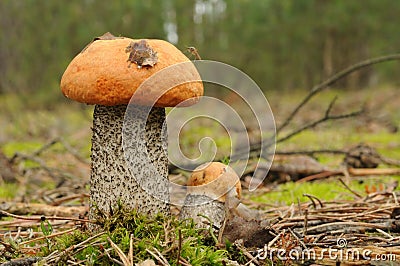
[275,149,347,156]
[219,54,400,166]
[297,167,400,183]
[49,193,89,206]
[255,192,400,264]
[296,170,343,183]
[276,99,363,144]
[381,157,400,167]
[29,137,89,164]
[277,53,400,133]
[10,152,58,179]
[18,227,77,246]
[0,257,41,266]
[41,232,106,265]
[7,137,89,184]
[338,178,363,198]
[0,208,90,223]
[348,167,400,176]
[0,202,87,217]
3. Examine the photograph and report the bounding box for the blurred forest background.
[1,0,400,106]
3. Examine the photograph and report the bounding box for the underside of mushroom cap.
[61,38,203,107]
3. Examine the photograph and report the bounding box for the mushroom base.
[90,104,169,219]
[179,194,226,229]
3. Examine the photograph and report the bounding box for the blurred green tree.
[1,0,400,105]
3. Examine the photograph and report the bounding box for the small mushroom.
[180,162,273,246]
[60,36,203,219]
[179,162,241,229]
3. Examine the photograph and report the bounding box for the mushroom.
[60,35,203,218]
[179,162,242,229]
[180,162,273,246]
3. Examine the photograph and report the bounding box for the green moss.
[35,205,234,265]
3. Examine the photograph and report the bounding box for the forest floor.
[0,85,399,265]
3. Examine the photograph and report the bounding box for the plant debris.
[81,32,124,53]
[1,190,400,265]
[344,143,382,168]
[125,40,158,68]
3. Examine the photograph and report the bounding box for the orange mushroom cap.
[187,162,242,202]
[61,38,203,107]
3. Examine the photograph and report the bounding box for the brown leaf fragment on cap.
[125,40,158,68]
[95,32,120,41]
[81,32,124,53]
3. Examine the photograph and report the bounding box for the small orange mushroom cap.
[187,162,242,202]
[61,37,203,107]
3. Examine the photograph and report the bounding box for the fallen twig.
[0,209,91,223]
[0,257,41,266]
[19,227,77,246]
[233,240,259,266]
[108,236,132,266]
[296,170,343,183]
[380,156,400,167]
[303,193,323,209]
[288,228,307,249]
[30,137,89,164]
[10,152,58,179]
[305,221,387,233]
[42,232,106,264]
[298,167,400,184]
[146,248,170,266]
[0,202,88,217]
[338,178,363,198]
[50,193,89,206]
[348,167,400,176]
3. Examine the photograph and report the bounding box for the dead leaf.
[125,40,158,68]
[81,32,124,53]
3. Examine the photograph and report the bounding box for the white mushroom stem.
[179,194,226,229]
[90,104,169,218]
[179,187,240,230]
[179,162,242,230]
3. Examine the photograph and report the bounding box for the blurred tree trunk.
[175,0,195,46]
[0,150,16,183]
[323,30,334,79]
